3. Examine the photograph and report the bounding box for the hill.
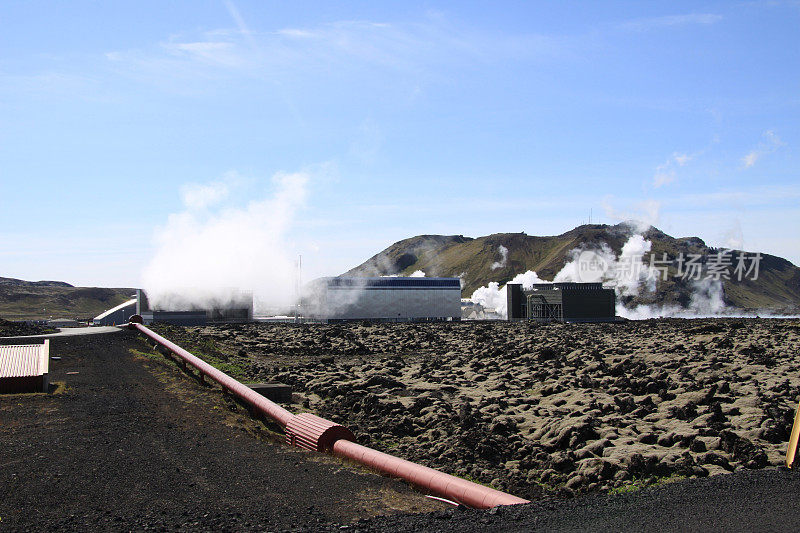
[0,278,135,321]
[344,223,800,312]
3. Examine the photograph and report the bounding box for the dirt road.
[0,331,443,531]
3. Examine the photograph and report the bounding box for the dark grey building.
[506,282,616,323]
[136,289,253,326]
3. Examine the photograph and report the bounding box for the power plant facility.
[92,298,137,326]
[90,278,614,326]
[303,277,462,322]
[94,289,254,326]
[136,289,254,325]
[506,282,616,323]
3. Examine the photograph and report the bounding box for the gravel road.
[312,466,800,532]
[0,331,443,531]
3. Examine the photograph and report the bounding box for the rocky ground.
[158,318,800,502]
[0,317,56,336]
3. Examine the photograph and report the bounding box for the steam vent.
[506,282,616,323]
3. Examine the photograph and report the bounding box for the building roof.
[527,282,606,291]
[94,298,137,320]
[0,341,49,379]
[325,277,461,289]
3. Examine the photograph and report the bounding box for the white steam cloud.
[141,170,308,312]
[470,270,547,317]
[491,245,508,270]
[469,225,728,320]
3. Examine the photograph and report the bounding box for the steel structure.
[125,316,527,508]
[507,282,616,323]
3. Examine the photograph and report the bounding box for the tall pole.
[294,255,302,323]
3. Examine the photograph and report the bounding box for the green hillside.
[0,277,134,320]
[344,223,800,311]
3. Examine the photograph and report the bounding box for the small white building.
[304,277,462,322]
[0,340,50,393]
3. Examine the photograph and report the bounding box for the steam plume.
[491,245,508,270]
[141,171,308,312]
[469,225,728,320]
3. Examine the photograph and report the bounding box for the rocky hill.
[344,223,800,312]
[0,277,134,320]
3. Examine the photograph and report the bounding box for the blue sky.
[1,1,798,287]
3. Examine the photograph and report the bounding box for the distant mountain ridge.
[345,223,800,311]
[0,277,73,288]
[0,278,134,321]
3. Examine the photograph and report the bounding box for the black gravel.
[3,328,800,532]
[0,331,442,531]
[312,467,800,532]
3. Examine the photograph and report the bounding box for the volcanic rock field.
[158,318,800,501]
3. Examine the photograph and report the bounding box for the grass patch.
[130,342,252,382]
[461,472,491,487]
[610,473,687,495]
[371,437,400,450]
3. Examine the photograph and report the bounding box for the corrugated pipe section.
[126,317,529,509]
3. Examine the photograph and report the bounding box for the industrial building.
[91,289,254,327]
[0,340,50,393]
[506,282,616,323]
[93,298,137,326]
[304,277,462,322]
[136,289,253,326]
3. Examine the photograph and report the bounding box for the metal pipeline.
[129,320,294,426]
[332,439,528,508]
[125,317,529,508]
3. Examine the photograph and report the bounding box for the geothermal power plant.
[506,282,617,322]
[93,278,617,325]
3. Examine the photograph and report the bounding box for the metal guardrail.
[125,316,529,508]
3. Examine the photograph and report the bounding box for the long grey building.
[135,289,253,326]
[507,282,616,323]
[304,277,462,322]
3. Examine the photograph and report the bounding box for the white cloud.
[102,15,571,91]
[622,13,723,31]
[741,130,785,168]
[653,151,697,188]
[180,181,230,210]
[223,0,257,50]
[163,40,246,68]
[741,151,759,168]
[653,169,676,188]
